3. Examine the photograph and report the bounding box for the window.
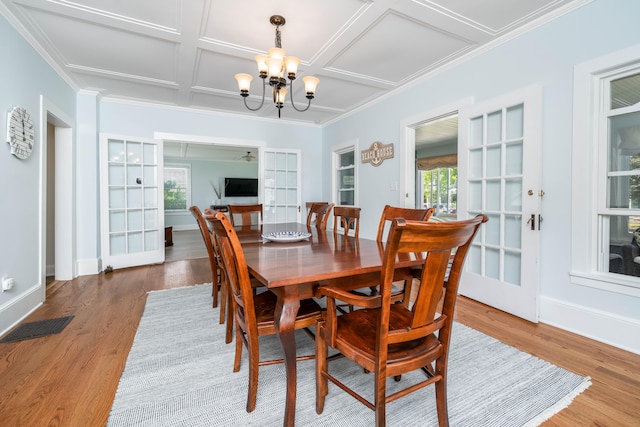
[571,44,640,297]
[332,143,357,234]
[601,72,640,277]
[164,164,191,211]
[334,146,356,206]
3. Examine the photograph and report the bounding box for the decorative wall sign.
[361,141,394,167]
[6,106,35,159]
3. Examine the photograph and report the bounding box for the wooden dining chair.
[209,212,326,413]
[204,208,265,344]
[315,214,487,426]
[333,206,361,238]
[306,202,334,230]
[189,206,221,309]
[367,205,435,306]
[228,204,263,228]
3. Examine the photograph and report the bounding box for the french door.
[457,86,542,322]
[262,149,302,223]
[100,135,165,270]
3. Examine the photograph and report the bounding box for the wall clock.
[6,106,35,159]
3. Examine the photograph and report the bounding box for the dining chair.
[209,212,326,413]
[370,205,435,306]
[332,206,361,238]
[306,202,335,230]
[202,208,234,343]
[189,206,221,309]
[315,214,487,426]
[228,204,263,228]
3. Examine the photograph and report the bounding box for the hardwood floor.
[164,229,207,261]
[1,240,639,425]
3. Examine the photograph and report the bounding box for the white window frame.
[164,163,192,213]
[571,43,640,298]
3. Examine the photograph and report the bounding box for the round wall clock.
[6,106,35,159]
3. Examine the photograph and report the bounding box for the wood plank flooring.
[0,236,639,426]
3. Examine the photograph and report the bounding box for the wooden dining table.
[226,222,424,427]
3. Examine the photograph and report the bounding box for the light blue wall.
[323,0,640,327]
[0,14,76,333]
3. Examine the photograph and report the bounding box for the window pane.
[609,112,640,168]
[608,112,640,209]
[611,73,640,110]
[506,104,524,139]
[339,151,354,167]
[487,111,502,143]
[470,117,483,147]
[607,215,640,276]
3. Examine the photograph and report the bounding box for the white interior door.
[457,86,542,322]
[100,134,165,270]
[262,149,302,223]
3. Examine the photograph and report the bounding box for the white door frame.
[39,96,75,300]
[399,98,474,208]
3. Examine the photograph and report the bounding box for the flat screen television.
[224,177,258,197]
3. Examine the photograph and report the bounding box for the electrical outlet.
[2,276,15,292]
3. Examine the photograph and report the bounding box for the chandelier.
[234,15,319,118]
[242,151,256,162]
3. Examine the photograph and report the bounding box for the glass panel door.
[458,86,542,322]
[100,135,164,269]
[263,149,301,223]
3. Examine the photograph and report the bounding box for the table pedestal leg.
[273,288,301,427]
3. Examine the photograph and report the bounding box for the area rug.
[0,315,74,343]
[107,284,590,427]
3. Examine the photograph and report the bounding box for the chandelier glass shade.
[234,15,319,118]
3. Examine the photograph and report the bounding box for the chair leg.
[374,369,387,427]
[246,337,259,413]
[316,322,328,414]
[435,378,449,426]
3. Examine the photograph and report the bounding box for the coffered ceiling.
[1,0,585,128]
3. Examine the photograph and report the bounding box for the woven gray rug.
[107,284,590,427]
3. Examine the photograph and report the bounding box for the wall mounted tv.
[224,178,258,197]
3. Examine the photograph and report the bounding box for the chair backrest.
[189,206,219,285]
[332,206,361,238]
[306,202,335,230]
[228,204,263,227]
[377,214,487,357]
[208,212,259,335]
[375,205,435,242]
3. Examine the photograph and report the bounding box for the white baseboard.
[0,284,42,338]
[169,224,198,232]
[540,296,640,355]
[77,258,100,276]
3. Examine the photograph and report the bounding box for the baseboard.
[540,296,640,355]
[0,284,42,338]
[169,224,198,232]
[77,258,100,276]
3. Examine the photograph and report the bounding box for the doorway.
[39,96,74,302]
[414,114,459,219]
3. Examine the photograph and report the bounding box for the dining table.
[212,221,424,427]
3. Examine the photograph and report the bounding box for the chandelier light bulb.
[235,73,253,93]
